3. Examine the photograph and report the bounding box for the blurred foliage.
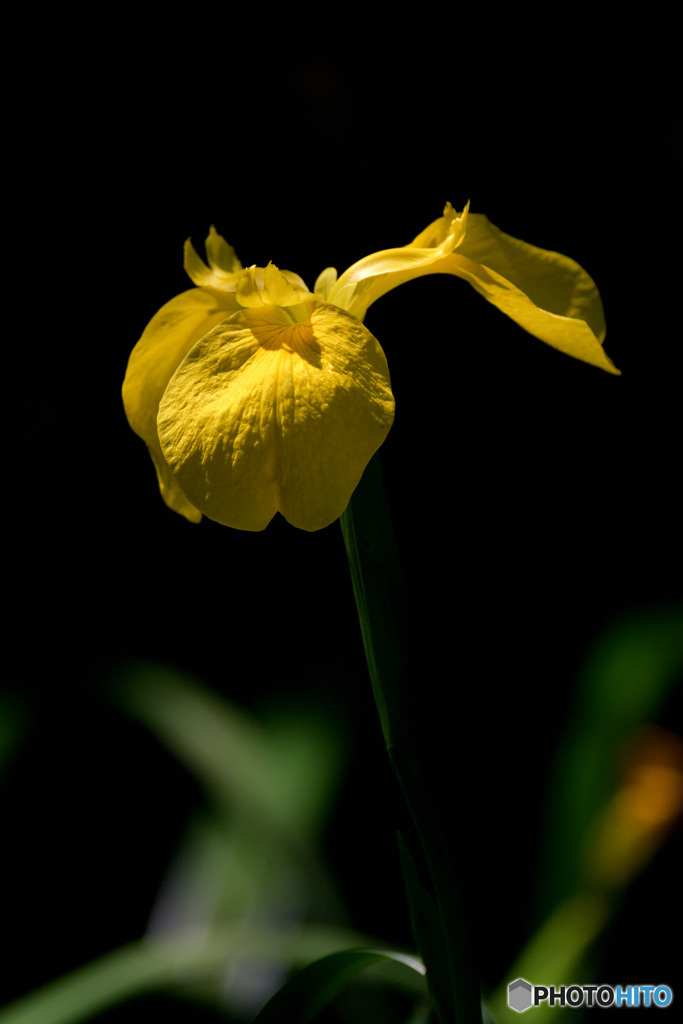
[536,607,683,919]
[0,664,424,1024]
[486,607,683,1023]
[252,949,426,1024]
[0,606,680,1024]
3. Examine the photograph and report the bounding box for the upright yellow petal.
[234,264,313,308]
[157,301,395,531]
[314,266,338,300]
[407,201,466,249]
[205,225,242,275]
[123,288,240,521]
[235,266,266,307]
[262,263,308,307]
[184,229,244,296]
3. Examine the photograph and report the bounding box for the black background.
[5,6,682,1021]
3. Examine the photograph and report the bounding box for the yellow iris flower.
[123,203,618,532]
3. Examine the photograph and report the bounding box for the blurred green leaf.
[487,607,683,1024]
[0,925,385,1024]
[252,947,427,1024]
[408,1008,440,1024]
[260,705,347,835]
[485,893,610,1024]
[536,606,683,919]
[112,662,345,843]
[112,662,347,955]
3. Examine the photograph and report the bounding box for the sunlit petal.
[407,203,466,248]
[442,246,616,374]
[262,263,308,306]
[205,225,242,275]
[314,267,338,300]
[126,208,616,531]
[330,202,469,318]
[235,266,266,307]
[122,288,239,521]
[460,214,606,338]
[340,210,617,374]
[279,268,312,294]
[184,230,244,296]
[157,301,394,531]
[183,238,218,288]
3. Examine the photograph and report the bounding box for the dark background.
[5,6,682,1021]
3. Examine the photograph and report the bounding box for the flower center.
[240,304,321,362]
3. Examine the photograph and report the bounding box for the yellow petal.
[235,264,313,308]
[329,202,469,318]
[205,225,242,275]
[279,268,312,294]
[407,202,467,249]
[339,208,618,375]
[447,217,617,373]
[123,288,240,521]
[314,266,338,300]
[157,301,395,531]
[148,445,204,524]
[184,229,243,296]
[183,238,218,289]
[235,266,265,307]
[442,235,617,373]
[262,262,307,306]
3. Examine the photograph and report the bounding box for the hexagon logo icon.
[508,978,533,1012]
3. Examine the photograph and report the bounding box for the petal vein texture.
[156,301,394,531]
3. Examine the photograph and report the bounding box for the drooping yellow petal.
[157,301,395,531]
[123,288,240,521]
[460,213,606,334]
[441,239,617,374]
[333,206,618,375]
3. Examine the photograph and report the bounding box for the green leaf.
[110,662,346,934]
[341,456,483,1024]
[252,947,427,1024]
[111,662,344,844]
[397,833,455,1024]
[535,606,683,919]
[0,926,386,1024]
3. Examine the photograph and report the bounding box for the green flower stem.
[340,455,482,1024]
